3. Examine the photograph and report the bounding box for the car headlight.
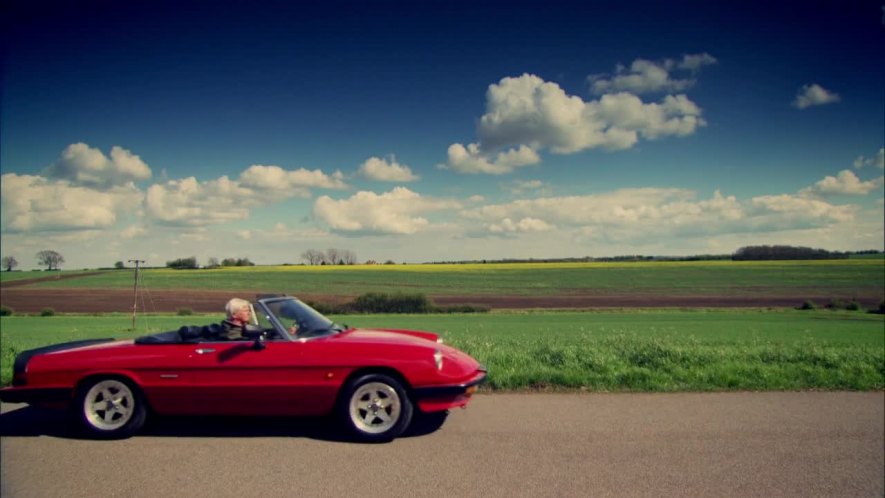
[434,349,444,371]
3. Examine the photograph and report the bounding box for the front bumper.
[411,368,487,412]
[0,386,73,406]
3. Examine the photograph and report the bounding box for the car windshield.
[262,298,343,339]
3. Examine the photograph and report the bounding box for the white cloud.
[145,164,350,227]
[462,188,855,240]
[177,228,211,243]
[443,143,540,174]
[145,176,254,227]
[236,224,331,243]
[121,224,147,239]
[489,217,554,233]
[358,156,419,182]
[747,194,853,219]
[792,83,840,109]
[313,187,460,234]
[597,93,703,140]
[0,173,142,233]
[800,169,884,197]
[589,53,717,95]
[678,53,718,71]
[475,74,705,155]
[505,179,552,196]
[442,65,710,175]
[238,164,348,198]
[853,148,885,170]
[45,143,152,189]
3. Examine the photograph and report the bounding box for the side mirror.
[242,326,266,350]
[251,335,266,351]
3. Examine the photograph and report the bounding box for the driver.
[222,298,252,340]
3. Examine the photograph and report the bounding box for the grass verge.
[1,310,882,391]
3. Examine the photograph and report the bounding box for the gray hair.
[225,298,250,318]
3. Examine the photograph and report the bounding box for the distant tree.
[326,248,340,266]
[220,257,254,267]
[301,248,356,265]
[341,249,358,265]
[301,249,325,266]
[732,245,845,261]
[206,257,220,268]
[36,250,65,270]
[2,256,19,272]
[166,256,198,269]
[114,261,125,269]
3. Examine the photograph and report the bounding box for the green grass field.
[0,270,97,283]
[2,259,883,299]
[2,310,882,391]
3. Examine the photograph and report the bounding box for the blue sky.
[1,0,883,269]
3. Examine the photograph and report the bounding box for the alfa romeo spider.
[0,295,487,441]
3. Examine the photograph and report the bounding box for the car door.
[140,337,331,416]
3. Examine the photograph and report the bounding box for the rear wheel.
[339,374,413,442]
[74,377,146,439]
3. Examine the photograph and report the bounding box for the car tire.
[74,377,147,439]
[408,409,449,436]
[338,373,413,442]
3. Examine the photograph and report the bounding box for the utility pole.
[128,259,145,330]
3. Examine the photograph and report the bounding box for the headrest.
[201,323,223,339]
[178,325,202,340]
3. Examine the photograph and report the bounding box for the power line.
[128,259,145,330]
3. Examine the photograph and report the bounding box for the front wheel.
[74,377,147,439]
[408,410,449,436]
[338,374,413,442]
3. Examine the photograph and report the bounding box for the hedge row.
[797,298,885,314]
[307,292,490,315]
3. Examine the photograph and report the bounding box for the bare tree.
[341,249,358,265]
[36,250,65,270]
[301,248,357,265]
[326,248,340,265]
[1,256,19,271]
[301,249,325,265]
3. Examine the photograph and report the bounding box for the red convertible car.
[0,295,486,441]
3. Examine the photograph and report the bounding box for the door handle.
[195,348,216,354]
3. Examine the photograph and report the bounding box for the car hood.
[334,328,440,346]
[331,328,480,377]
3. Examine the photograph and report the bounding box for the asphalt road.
[2,392,882,497]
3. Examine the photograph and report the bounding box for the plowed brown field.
[0,287,874,313]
